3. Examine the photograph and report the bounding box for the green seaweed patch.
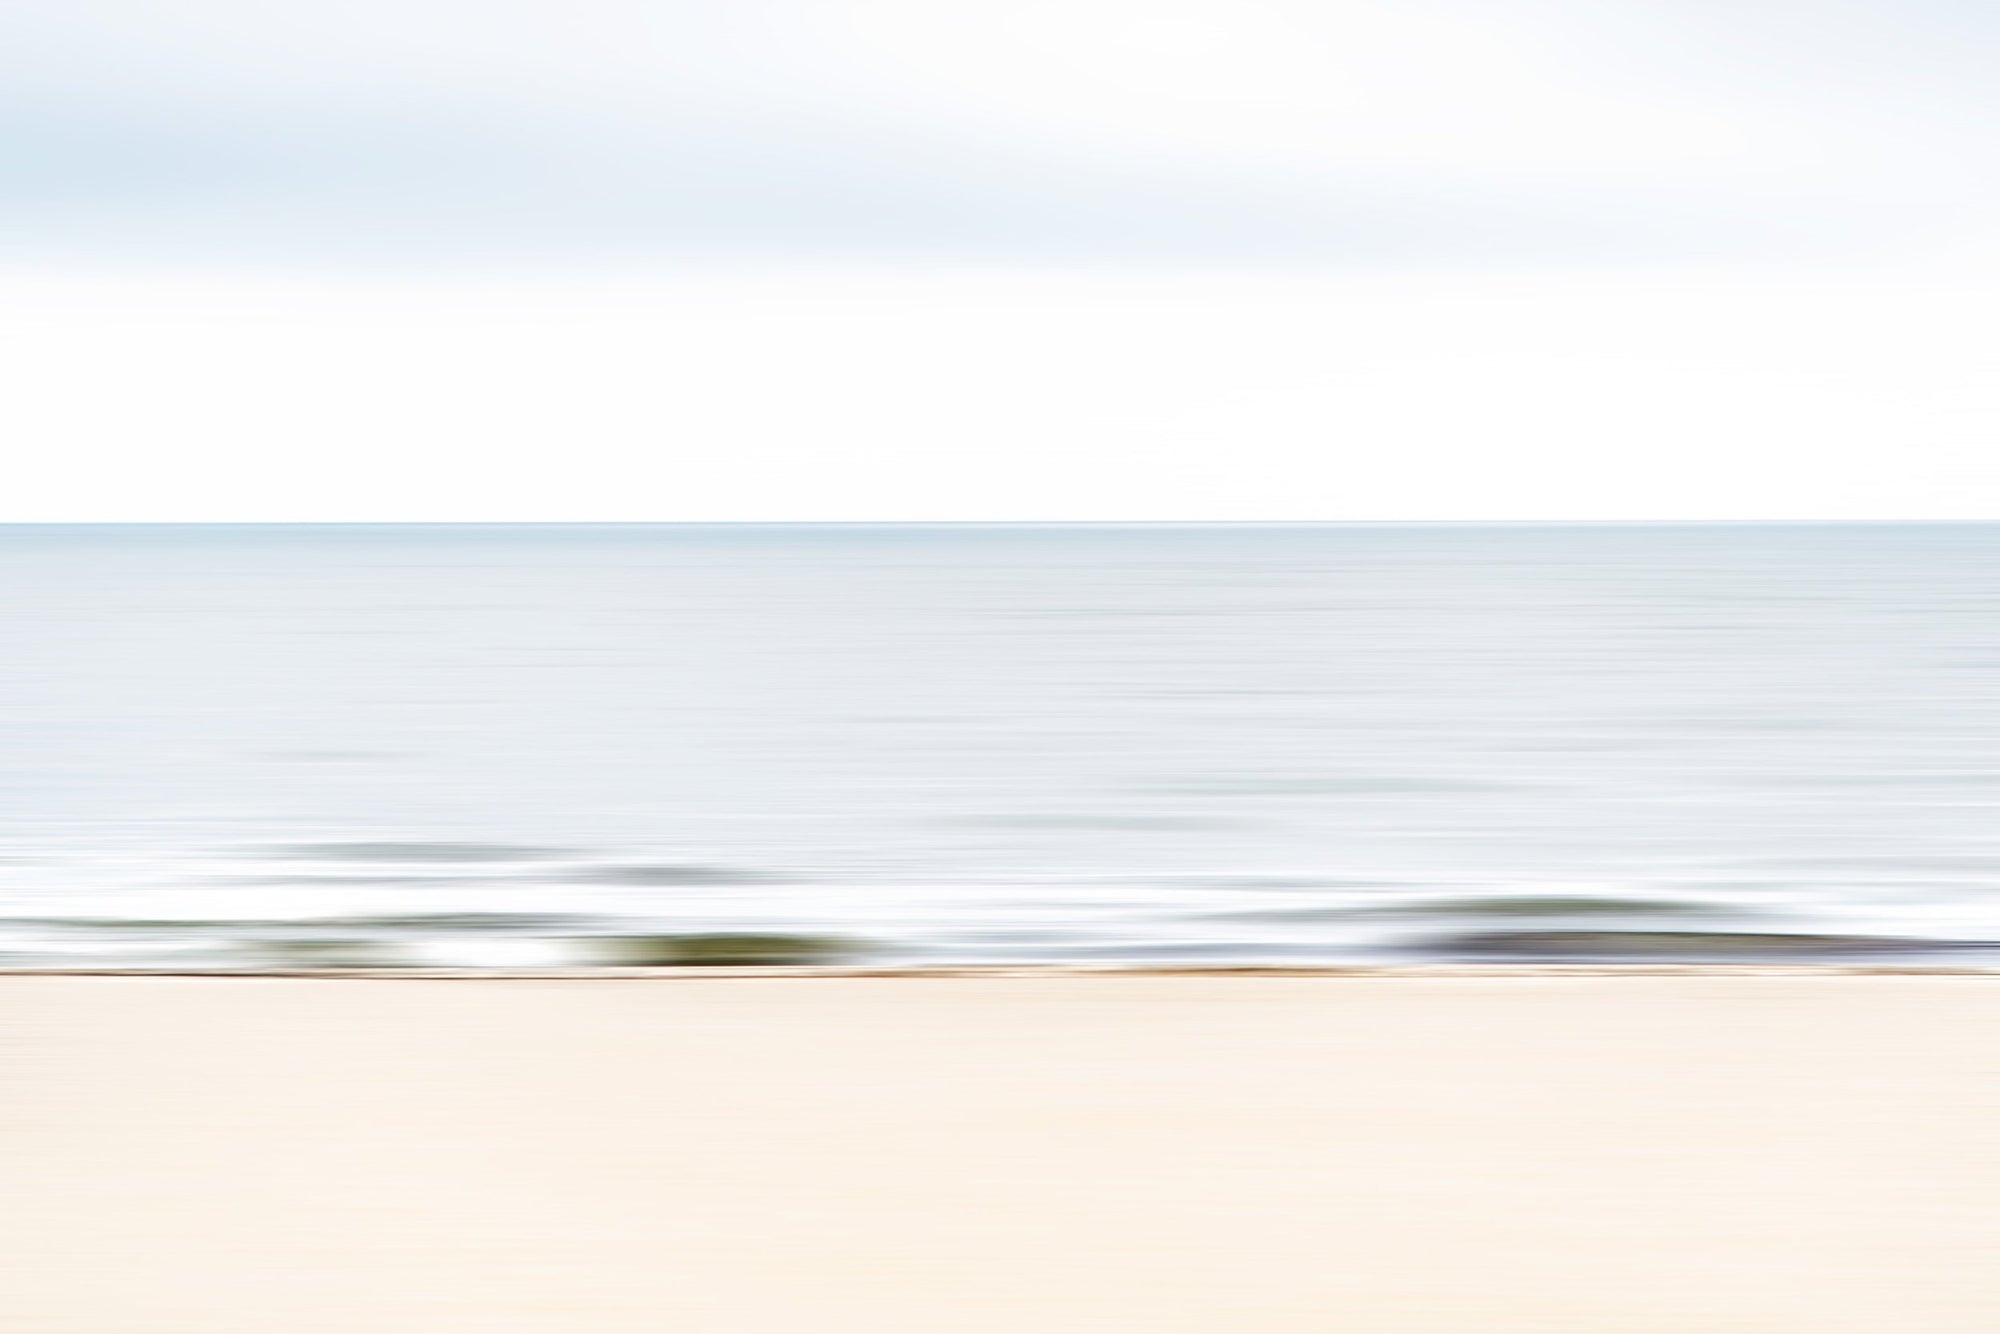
[595,933,859,967]
[0,917,248,932]
[255,938,412,968]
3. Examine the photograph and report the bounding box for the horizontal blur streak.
[8,2,1999,525]
[1,0,1997,263]
[4,523,2000,970]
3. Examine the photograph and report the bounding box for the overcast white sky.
[7,0,1999,520]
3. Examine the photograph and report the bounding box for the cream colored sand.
[6,975,1998,1333]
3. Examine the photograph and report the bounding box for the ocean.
[6,522,2000,968]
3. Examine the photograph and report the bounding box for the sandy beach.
[7,974,1998,1332]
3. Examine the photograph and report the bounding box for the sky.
[6,0,1999,521]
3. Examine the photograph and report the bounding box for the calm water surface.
[6,523,2000,967]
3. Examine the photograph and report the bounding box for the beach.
[8,973,1998,1332]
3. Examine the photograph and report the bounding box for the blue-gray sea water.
[6,522,2000,969]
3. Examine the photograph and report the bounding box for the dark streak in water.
[256,842,577,863]
[0,912,606,934]
[961,815,1244,831]
[213,874,521,887]
[1375,896,1740,919]
[1421,930,1996,962]
[559,865,775,886]
[1157,776,1524,796]
[1733,855,2000,874]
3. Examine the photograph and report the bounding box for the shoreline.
[6,962,2000,978]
